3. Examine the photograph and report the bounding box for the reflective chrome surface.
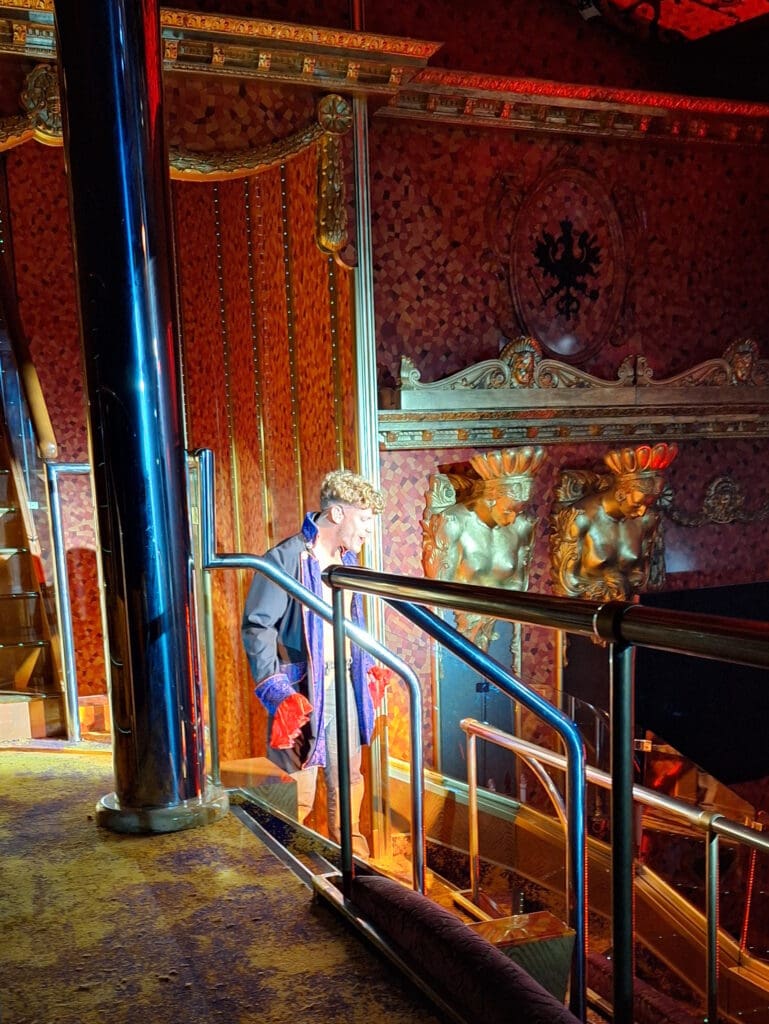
[56,1,211,817]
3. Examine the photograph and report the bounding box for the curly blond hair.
[320,470,385,513]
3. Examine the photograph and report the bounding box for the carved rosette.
[316,93,352,256]
[20,63,61,135]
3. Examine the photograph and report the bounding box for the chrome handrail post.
[467,730,480,903]
[388,596,587,1022]
[609,639,636,1024]
[45,460,91,742]
[705,815,721,1024]
[195,448,222,785]
[333,583,355,896]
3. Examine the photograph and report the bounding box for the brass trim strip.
[280,163,303,510]
[212,183,243,552]
[243,176,274,549]
[327,255,345,467]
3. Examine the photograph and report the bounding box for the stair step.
[0,593,43,642]
[79,694,111,739]
[466,912,575,1002]
[0,549,38,591]
[0,692,48,741]
[0,642,48,688]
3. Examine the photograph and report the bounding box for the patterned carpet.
[0,749,445,1024]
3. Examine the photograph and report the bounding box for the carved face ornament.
[614,474,664,518]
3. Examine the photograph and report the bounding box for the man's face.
[335,504,375,554]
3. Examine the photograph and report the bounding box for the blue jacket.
[241,513,376,773]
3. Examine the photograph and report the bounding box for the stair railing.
[194,447,427,897]
[1,305,100,742]
[461,717,769,1024]
[322,565,769,1024]
[324,564,589,1020]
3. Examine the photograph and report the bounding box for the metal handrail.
[194,448,427,895]
[321,564,769,1024]
[315,567,769,668]
[460,717,769,1024]
[325,565,588,1021]
[192,453,769,1024]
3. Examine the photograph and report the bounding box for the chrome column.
[54,0,227,831]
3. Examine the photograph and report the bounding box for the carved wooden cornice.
[2,4,769,148]
[378,404,769,450]
[378,68,769,148]
[0,5,440,94]
[379,344,769,449]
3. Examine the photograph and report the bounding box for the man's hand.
[270,692,313,749]
[367,665,395,709]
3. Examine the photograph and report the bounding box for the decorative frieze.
[1,5,768,149]
[378,341,769,449]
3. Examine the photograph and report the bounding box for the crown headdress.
[470,446,546,481]
[604,443,678,478]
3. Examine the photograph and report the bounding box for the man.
[242,469,387,857]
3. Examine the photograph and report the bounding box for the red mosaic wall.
[4,145,106,697]
[369,114,769,762]
[370,120,769,386]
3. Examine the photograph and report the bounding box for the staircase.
[0,425,64,741]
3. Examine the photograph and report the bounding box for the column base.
[95,785,229,834]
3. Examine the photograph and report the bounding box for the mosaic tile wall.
[370,119,769,387]
[4,146,107,698]
[368,115,769,762]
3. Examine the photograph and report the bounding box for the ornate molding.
[378,406,769,450]
[2,7,769,149]
[0,6,439,95]
[316,93,352,257]
[379,341,769,449]
[379,68,769,148]
[169,122,325,181]
[0,63,354,190]
[659,476,769,526]
[0,62,59,148]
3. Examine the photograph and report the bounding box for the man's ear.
[327,503,344,524]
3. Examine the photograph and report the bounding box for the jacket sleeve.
[241,552,297,714]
